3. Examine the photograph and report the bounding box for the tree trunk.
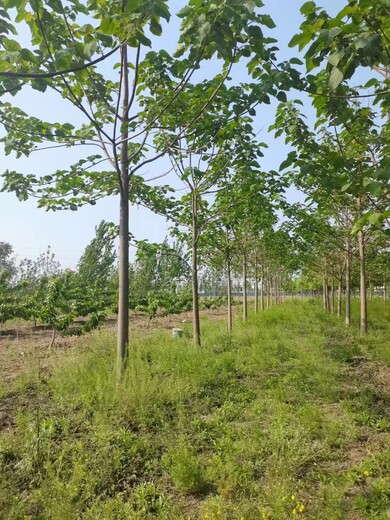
[331,277,335,312]
[260,268,265,311]
[272,277,276,306]
[192,191,201,346]
[337,268,342,318]
[266,268,270,308]
[345,236,351,326]
[117,45,130,380]
[242,252,247,322]
[254,256,258,314]
[48,328,57,349]
[358,228,367,335]
[384,278,387,305]
[275,275,279,305]
[323,273,327,312]
[226,238,232,333]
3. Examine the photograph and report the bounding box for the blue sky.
[0,0,344,268]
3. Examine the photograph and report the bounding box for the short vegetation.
[1,300,389,519]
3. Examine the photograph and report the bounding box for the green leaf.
[300,1,316,15]
[199,21,211,42]
[47,0,63,13]
[177,6,192,18]
[290,57,303,65]
[30,78,48,92]
[368,212,384,227]
[279,151,297,170]
[84,41,97,60]
[100,17,115,35]
[173,42,186,58]
[135,31,151,47]
[366,181,384,197]
[289,31,313,50]
[123,0,141,12]
[363,78,379,89]
[329,67,343,90]
[150,18,162,36]
[327,50,345,67]
[261,15,276,29]
[276,91,287,102]
[3,0,22,8]
[244,1,256,14]
[355,37,369,50]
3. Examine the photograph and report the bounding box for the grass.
[0,299,389,519]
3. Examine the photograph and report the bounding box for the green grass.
[0,299,389,519]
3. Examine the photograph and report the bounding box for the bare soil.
[0,307,229,385]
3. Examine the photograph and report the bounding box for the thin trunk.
[384,278,387,305]
[266,269,270,308]
[192,191,201,346]
[275,276,279,305]
[260,268,264,311]
[272,277,276,306]
[326,281,330,312]
[330,277,334,312]
[254,257,259,314]
[49,328,56,349]
[227,264,232,333]
[243,252,247,322]
[358,227,367,335]
[345,236,351,326]
[226,230,232,333]
[337,268,342,318]
[323,273,327,311]
[117,45,130,379]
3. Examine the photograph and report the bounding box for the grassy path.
[0,300,389,519]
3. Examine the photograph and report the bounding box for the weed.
[0,299,389,518]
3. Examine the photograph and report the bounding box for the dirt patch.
[355,359,390,398]
[0,384,48,433]
[0,307,231,385]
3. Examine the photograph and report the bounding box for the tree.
[289,0,390,231]
[78,220,117,289]
[0,241,15,287]
[0,0,275,377]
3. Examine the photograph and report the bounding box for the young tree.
[0,0,276,376]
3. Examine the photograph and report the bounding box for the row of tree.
[0,226,192,341]
[0,0,389,377]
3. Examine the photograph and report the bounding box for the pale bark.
[254,257,259,314]
[260,268,265,311]
[266,268,270,308]
[272,277,276,307]
[323,273,328,312]
[192,191,201,346]
[358,228,367,335]
[227,264,232,333]
[243,253,247,322]
[331,277,335,313]
[345,236,351,326]
[337,268,342,318]
[117,45,130,379]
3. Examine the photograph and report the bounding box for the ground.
[0,299,389,519]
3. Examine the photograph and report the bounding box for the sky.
[0,0,345,268]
